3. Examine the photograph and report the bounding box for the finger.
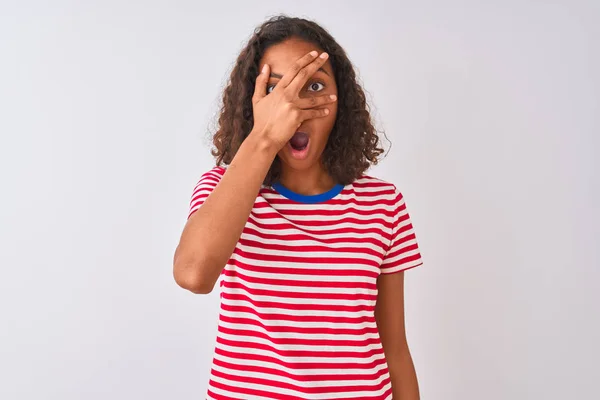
[276,50,319,88]
[299,107,330,121]
[296,94,337,109]
[285,52,329,95]
[252,63,270,103]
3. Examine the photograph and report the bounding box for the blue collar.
[272,182,344,203]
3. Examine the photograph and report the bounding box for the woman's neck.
[278,163,336,196]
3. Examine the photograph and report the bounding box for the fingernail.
[330,94,337,100]
[262,64,268,73]
[324,109,330,114]
[320,52,329,59]
[310,51,318,57]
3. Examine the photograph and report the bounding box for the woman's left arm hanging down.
[375,271,420,400]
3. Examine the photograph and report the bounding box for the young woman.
[174,15,423,400]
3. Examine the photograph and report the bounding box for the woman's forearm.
[388,348,420,400]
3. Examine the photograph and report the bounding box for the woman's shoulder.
[196,165,227,181]
[353,173,399,194]
[350,174,409,210]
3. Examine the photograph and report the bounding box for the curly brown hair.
[211,15,387,186]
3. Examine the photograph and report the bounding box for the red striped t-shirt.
[187,166,423,400]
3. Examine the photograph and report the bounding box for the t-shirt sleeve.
[380,185,423,274]
[187,166,226,220]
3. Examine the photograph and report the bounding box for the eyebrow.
[270,67,329,79]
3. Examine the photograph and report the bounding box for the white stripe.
[243,219,389,243]
[213,351,389,376]
[381,259,423,274]
[211,361,390,389]
[207,382,274,400]
[240,231,386,252]
[234,241,384,264]
[225,262,379,283]
[222,287,377,307]
[231,252,382,275]
[254,206,397,219]
[218,320,380,341]
[382,247,421,266]
[217,331,384,353]
[221,274,379,296]
[208,371,392,400]
[214,341,387,365]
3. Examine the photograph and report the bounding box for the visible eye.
[267,84,276,94]
[307,81,325,92]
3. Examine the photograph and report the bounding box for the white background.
[1,1,598,399]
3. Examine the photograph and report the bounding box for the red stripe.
[387,242,419,260]
[218,315,379,336]
[221,280,377,301]
[212,356,388,382]
[222,269,378,290]
[206,388,243,400]
[232,247,381,269]
[209,377,306,400]
[382,254,423,269]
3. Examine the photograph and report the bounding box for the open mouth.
[287,131,311,160]
[289,131,309,151]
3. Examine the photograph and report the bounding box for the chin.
[279,154,315,170]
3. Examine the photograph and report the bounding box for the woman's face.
[258,38,338,172]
